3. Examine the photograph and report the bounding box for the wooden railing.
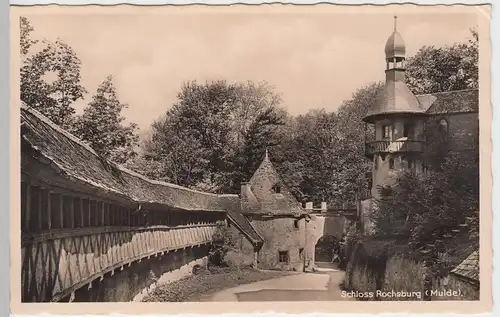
[364,140,424,158]
[21,224,217,302]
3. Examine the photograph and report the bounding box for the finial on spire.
[394,15,398,31]
[265,147,269,159]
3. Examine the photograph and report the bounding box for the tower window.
[278,251,289,263]
[299,248,304,260]
[403,123,413,138]
[294,219,299,229]
[374,156,379,170]
[272,184,281,194]
[408,159,414,170]
[389,158,395,170]
[439,118,448,132]
[383,125,392,139]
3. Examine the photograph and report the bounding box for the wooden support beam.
[101,202,105,227]
[47,191,52,230]
[110,204,114,226]
[59,194,64,229]
[25,183,31,231]
[38,188,42,230]
[80,198,84,228]
[70,197,75,229]
[106,203,110,226]
[88,199,92,227]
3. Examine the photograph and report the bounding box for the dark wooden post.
[101,202,105,226]
[25,183,31,231]
[70,197,75,228]
[47,191,52,230]
[37,188,43,231]
[88,199,92,227]
[59,194,64,229]
[80,198,84,228]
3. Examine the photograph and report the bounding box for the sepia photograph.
[10,3,491,314]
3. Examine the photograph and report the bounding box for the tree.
[73,76,139,163]
[143,80,286,192]
[20,16,37,56]
[227,106,286,192]
[20,18,87,129]
[404,28,478,95]
[272,83,381,206]
[208,221,235,267]
[371,147,479,250]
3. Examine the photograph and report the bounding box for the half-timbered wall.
[21,174,224,302]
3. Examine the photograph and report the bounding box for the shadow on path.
[234,262,353,302]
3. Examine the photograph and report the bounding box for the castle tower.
[363,16,427,199]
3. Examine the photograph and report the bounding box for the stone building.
[225,150,309,271]
[431,250,479,300]
[361,17,479,203]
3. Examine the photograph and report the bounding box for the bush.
[371,149,479,254]
[208,221,235,267]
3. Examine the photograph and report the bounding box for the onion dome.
[363,16,425,123]
[385,16,406,60]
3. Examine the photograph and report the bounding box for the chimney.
[321,202,327,212]
[241,182,251,197]
[305,202,313,211]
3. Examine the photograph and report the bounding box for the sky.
[24,6,478,131]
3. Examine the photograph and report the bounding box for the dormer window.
[272,184,281,194]
[439,118,448,132]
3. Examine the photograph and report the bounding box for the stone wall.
[251,217,305,271]
[67,245,209,302]
[431,274,479,300]
[381,255,427,301]
[226,213,350,270]
[344,243,479,301]
[225,224,255,267]
[425,112,479,169]
[357,198,374,235]
[305,215,346,266]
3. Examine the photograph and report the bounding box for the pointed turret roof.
[242,152,304,216]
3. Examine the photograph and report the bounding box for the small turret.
[363,16,428,198]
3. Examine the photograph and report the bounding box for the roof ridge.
[21,102,223,199]
[21,103,103,159]
[416,88,478,98]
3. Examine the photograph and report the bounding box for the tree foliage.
[405,28,478,95]
[371,147,479,250]
[136,80,285,191]
[208,221,236,267]
[73,76,139,163]
[20,17,87,129]
[274,83,380,206]
[20,17,37,56]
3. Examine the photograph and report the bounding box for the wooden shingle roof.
[419,89,479,115]
[451,250,479,285]
[245,154,305,216]
[21,105,228,212]
[218,195,263,245]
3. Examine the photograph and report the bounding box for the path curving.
[205,262,353,302]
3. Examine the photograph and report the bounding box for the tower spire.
[394,15,398,31]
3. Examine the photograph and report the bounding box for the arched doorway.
[314,235,340,263]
